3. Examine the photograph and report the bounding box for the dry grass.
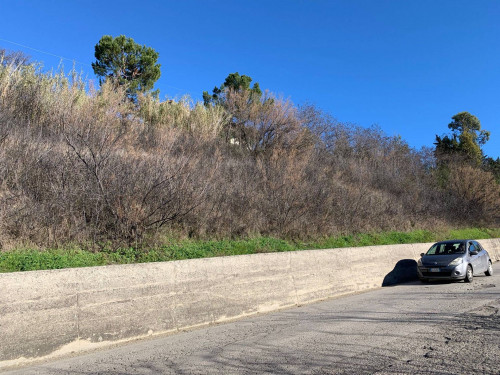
[0,56,498,251]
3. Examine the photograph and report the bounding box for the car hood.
[421,254,464,267]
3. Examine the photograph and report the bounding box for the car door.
[468,241,482,274]
[474,241,488,272]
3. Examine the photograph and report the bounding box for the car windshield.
[426,242,465,255]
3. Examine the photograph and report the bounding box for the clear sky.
[1,0,499,158]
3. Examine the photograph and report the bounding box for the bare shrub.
[0,48,30,67]
[446,164,500,224]
[223,90,311,155]
[0,61,498,250]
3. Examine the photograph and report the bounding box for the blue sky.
[1,0,499,158]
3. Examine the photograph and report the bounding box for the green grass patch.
[446,227,500,240]
[1,227,498,273]
[0,248,108,273]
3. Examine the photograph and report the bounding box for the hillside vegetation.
[0,52,499,256]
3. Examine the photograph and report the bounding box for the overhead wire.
[0,37,88,67]
[0,36,197,97]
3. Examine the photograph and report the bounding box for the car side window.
[469,242,477,253]
[473,241,482,251]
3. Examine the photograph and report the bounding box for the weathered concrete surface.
[486,237,500,260]
[4,262,500,374]
[1,239,499,369]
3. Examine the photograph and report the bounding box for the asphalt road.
[4,263,500,375]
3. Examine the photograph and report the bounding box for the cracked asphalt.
[4,263,500,374]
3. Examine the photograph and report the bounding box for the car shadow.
[382,259,418,286]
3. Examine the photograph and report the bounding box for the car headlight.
[448,258,463,266]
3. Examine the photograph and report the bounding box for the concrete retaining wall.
[1,239,499,368]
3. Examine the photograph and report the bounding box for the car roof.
[435,239,471,245]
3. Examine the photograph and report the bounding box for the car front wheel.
[465,265,473,283]
[485,261,493,276]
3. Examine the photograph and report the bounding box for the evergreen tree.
[92,35,161,100]
[434,111,490,166]
[203,72,261,106]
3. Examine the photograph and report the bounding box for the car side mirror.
[420,253,425,257]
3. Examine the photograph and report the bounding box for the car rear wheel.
[485,261,493,276]
[465,265,473,283]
